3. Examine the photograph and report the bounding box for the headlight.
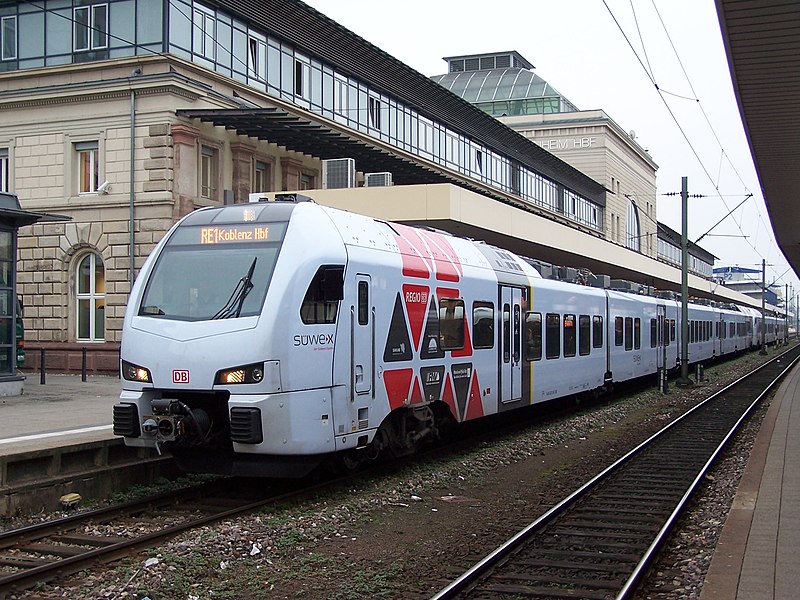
[121,359,152,383]
[215,362,265,385]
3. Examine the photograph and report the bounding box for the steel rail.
[431,345,800,600]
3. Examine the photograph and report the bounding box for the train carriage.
[113,195,775,477]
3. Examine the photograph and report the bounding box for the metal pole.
[785,283,789,343]
[760,258,767,355]
[81,346,87,382]
[39,347,45,385]
[678,177,691,385]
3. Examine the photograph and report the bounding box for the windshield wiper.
[212,257,258,320]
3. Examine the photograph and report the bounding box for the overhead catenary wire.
[603,0,791,287]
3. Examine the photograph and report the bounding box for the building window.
[0,148,8,193]
[200,145,218,199]
[626,198,641,251]
[1,16,16,61]
[192,6,216,60]
[248,37,266,81]
[253,160,271,193]
[76,253,105,341]
[74,4,108,52]
[75,141,99,194]
[368,96,381,130]
[294,57,310,99]
[334,75,348,118]
[299,172,314,190]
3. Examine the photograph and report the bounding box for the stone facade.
[1,56,320,373]
[501,110,659,259]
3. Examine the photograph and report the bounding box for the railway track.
[0,475,326,597]
[432,344,800,600]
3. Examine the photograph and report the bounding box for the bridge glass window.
[546,313,560,359]
[1,16,16,61]
[524,312,542,361]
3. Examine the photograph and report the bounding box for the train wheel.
[338,449,365,472]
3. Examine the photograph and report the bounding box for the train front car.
[113,198,347,477]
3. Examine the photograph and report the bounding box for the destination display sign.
[169,223,288,246]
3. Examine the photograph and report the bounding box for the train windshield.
[138,222,287,321]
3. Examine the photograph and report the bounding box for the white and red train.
[113,195,784,476]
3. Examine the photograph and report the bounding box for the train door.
[656,304,666,371]
[500,286,523,403]
[351,274,373,397]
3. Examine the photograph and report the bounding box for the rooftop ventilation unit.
[322,158,356,189]
[364,172,393,187]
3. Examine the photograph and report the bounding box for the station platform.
[0,371,121,456]
[701,358,800,599]
[0,372,175,515]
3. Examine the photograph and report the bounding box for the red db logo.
[173,370,190,384]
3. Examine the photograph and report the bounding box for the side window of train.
[300,265,344,325]
[357,281,369,325]
[650,318,658,348]
[564,314,576,357]
[634,318,641,350]
[524,312,542,361]
[593,315,603,348]
[472,301,494,349]
[615,316,623,346]
[624,317,633,351]
[663,319,670,346]
[439,298,465,351]
[670,319,676,342]
[579,315,591,356]
[546,313,560,359]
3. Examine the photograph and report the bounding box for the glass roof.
[432,68,575,106]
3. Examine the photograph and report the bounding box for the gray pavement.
[0,371,121,455]
[702,360,800,600]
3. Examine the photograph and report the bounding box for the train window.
[439,298,465,351]
[513,304,521,363]
[729,322,735,338]
[546,313,560,359]
[634,318,641,350]
[502,304,511,363]
[357,281,369,325]
[472,302,494,350]
[615,317,623,346]
[579,315,591,356]
[670,320,676,342]
[650,319,658,348]
[524,312,542,361]
[564,314,576,357]
[624,317,633,351]
[300,266,344,324]
[592,316,603,348]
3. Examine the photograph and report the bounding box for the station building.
[0,0,757,373]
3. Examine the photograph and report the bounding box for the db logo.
[173,370,190,384]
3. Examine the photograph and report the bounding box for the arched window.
[626,198,641,252]
[76,253,105,341]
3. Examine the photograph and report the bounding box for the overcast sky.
[303,0,799,298]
